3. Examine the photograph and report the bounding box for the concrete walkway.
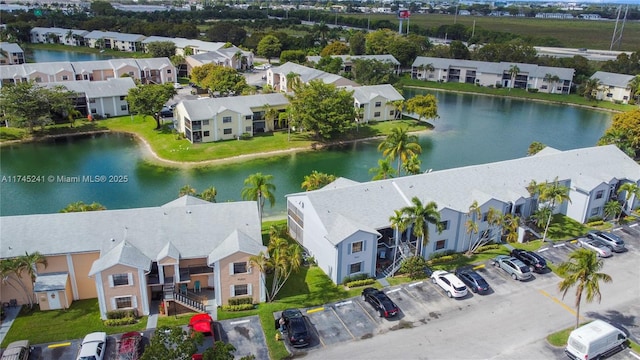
[0,306,21,345]
[146,301,159,330]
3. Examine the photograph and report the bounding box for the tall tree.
[508,64,520,89]
[543,73,561,94]
[241,173,276,223]
[126,83,177,129]
[603,200,622,222]
[257,35,282,64]
[535,177,571,242]
[199,186,217,203]
[580,78,601,100]
[405,94,439,124]
[617,182,640,221]
[598,109,640,159]
[369,158,397,180]
[0,252,48,308]
[301,171,336,191]
[528,141,546,156]
[179,185,196,197]
[628,75,640,104]
[287,80,355,141]
[0,81,73,132]
[558,249,612,329]
[349,31,366,55]
[146,41,177,58]
[464,201,481,255]
[60,201,106,212]
[400,197,443,257]
[320,42,349,56]
[141,326,201,360]
[249,225,302,302]
[377,126,422,175]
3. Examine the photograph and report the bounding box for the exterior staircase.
[163,284,207,313]
[381,242,416,277]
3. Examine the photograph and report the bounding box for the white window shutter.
[230,285,235,297]
[132,296,137,308]
[248,283,252,295]
[108,275,114,288]
[248,262,252,274]
[229,264,234,275]
[348,244,351,255]
[128,273,134,286]
[111,297,116,310]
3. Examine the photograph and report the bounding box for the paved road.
[302,226,640,360]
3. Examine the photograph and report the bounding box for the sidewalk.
[0,306,21,345]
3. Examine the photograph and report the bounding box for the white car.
[577,237,612,258]
[431,270,468,298]
[77,332,107,360]
[173,82,183,89]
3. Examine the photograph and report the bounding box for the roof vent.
[186,210,192,214]
[110,238,115,242]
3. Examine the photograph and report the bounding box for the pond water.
[0,90,612,217]
[27,49,114,63]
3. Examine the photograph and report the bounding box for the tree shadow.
[584,310,638,341]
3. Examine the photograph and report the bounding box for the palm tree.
[199,186,217,203]
[628,75,640,104]
[527,141,546,156]
[263,104,279,131]
[402,154,422,175]
[179,185,196,197]
[60,201,106,213]
[603,200,622,222]
[543,73,561,94]
[558,249,612,329]
[617,182,640,221]
[389,209,409,271]
[537,177,571,242]
[508,65,520,89]
[502,213,520,243]
[1,252,48,308]
[581,78,602,100]
[377,126,422,175]
[241,173,276,222]
[400,197,442,257]
[369,158,397,180]
[464,201,481,255]
[301,171,336,191]
[391,99,405,120]
[285,72,301,92]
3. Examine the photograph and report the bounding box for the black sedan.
[361,287,399,318]
[510,249,547,273]
[454,267,490,294]
[281,309,311,348]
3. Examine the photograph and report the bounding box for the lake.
[0,90,612,217]
[27,49,114,63]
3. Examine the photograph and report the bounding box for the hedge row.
[228,297,253,306]
[342,273,370,284]
[428,253,462,265]
[476,244,501,252]
[104,317,137,326]
[346,278,375,288]
[106,309,138,319]
[221,304,255,312]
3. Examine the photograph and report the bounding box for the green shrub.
[476,244,501,252]
[586,216,603,223]
[342,273,370,284]
[228,296,253,306]
[346,278,375,288]
[587,220,604,227]
[399,256,429,280]
[104,317,137,326]
[240,132,252,140]
[428,250,455,260]
[428,254,461,265]
[106,309,138,319]
[221,304,255,312]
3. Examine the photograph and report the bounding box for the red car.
[188,314,214,336]
[117,332,143,360]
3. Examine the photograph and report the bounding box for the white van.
[565,320,627,360]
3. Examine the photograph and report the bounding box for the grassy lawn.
[545,214,590,241]
[155,313,195,328]
[1,299,147,347]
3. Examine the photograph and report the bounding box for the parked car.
[361,287,399,318]
[173,82,183,89]
[577,237,612,258]
[510,249,548,273]
[587,231,625,252]
[189,314,215,337]
[430,270,468,298]
[77,332,107,360]
[1,340,30,360]
[565,319,627,360]
[117,332,142,360]
[455,267,490,294]
[280,308,311,348]
[159,107,173,118]
[492,255,532,281]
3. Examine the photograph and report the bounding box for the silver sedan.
[576,237,612,258]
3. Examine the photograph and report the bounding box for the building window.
[245,115,252,120]
[120,96,125,100]
[62,75,68,80]
[482,212,488,222]
[232,284,250,296]
[128,71,134,76]
[232,262,248,274]
[595,190,604,199]
[439,221,449,230]
[115,296,132,309]
[223,116,232,123]
[91,109,97,114]
[351,241,363,254]
[374,101,381,107]
[349,262,362,274]
[35,77,42,83]
[591,207,600,216]
[112,273,130,286]
[89,98,96,103]
[121,105,127,111]
[204,131,210,137]
[435,240,446,250]
[245,126,252,132]
[389,110,395,116]
[374,112,381,117]
[224,128,232,135]
[202,120,210,125]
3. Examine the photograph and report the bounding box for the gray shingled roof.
[591,71,634,88]
[142,36,227,53]
[351,84,404,104]
[46,77,136,98]
[207,229,267,263]
[162,195,211,207]
[34,272,69,292]
[288,145,639,242]
[156,241,181,261]
[270,62,360,87]
[30,27,89,37]
[84,30,146,42]
[178,93,289,121]
[89,240,151,275]
[0,42,24,54]
[0,198,264,266]
[307,54,400,65]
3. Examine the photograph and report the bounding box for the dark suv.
[455,267,490,294]
[281,309,311,348]
[361,287,399,318]
[510,249,547,273]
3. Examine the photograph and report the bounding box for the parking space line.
[538,248,549,253]
[335,300,352,307]
[473,264,485,270]
[354,298,378,323]
[426,280,449,298]
[629,224,638,228]
[48,342,71,348]
[408,280,424,287]
[386,288,401,294]
[554,243,567,247]
[538,289,580,318]
[307,306,325,314]
[229,319,250,325]
[329,306,355,340]
[629,351,640,360]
